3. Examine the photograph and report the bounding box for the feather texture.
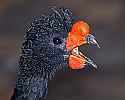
[11,7,74,100]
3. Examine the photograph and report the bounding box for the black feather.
[11,7,74,100]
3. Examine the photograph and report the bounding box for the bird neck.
[11,73,49,100]
[10,54,51,100]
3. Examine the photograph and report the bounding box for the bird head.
[11,7,101,100]
[22,7,100,78]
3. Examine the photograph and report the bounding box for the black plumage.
[11,7,74,100]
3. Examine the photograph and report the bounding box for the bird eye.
[53,37,63,45]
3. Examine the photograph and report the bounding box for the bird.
[10,7,100,100]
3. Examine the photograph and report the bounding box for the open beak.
[66,20,100,70]
[66,33,99,70]
[67,46,98,69]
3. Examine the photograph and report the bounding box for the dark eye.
[53,37,63,45]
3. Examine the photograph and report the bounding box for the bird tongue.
[68,47,97,69]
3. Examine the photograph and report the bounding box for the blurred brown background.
[0,0,125,100]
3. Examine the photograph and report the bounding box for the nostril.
[86,34,95,44]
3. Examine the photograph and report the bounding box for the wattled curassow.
[10,7,100,100]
